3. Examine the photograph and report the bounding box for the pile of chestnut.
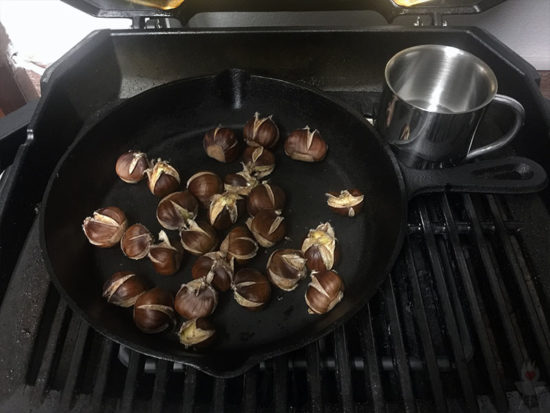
[82,112,364,349]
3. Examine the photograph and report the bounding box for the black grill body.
[0,27,549,412]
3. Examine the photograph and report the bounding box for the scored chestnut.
[242,146,275,179]
[115,150,150,183]
[180,219,218,256]
[325,189,364,217]
[209,191,245,230]
[148,231,184,275]
[246,209,286,248]
[305,270,344,314]
[203,126,240,163]
[284,126,328,162]
[220,226,259,264]
[146,159,180,197]
[175,278,218,320]
[82,206,127,248]
[224,169,258,196]
[232,268,271,311]
[192,251,234,292]
[243,112,279,148]
[187,171,223,208]
[121,223,153,260]
[247,182,286,216]
[133,288,175,334]
[266,249,308,291]
[301,222,339,272]
[102,271,147,307]
[178,318,216,349]
[156,190,199,230]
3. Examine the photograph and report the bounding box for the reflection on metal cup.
[377,44,525,168]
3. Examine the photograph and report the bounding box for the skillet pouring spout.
[401,156,548,200]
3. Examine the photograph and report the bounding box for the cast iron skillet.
[40,70,547,377]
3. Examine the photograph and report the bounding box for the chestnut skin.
[156,190,199,230]
[243,113,279,148]
[102,271,147,307]
[187,171,223,208]
[82,206,127,248]
[284,126,328,162]
[121,223,153,260]
[203,127,241,163]
[115,151,149,183]
[133,288,175,334]
[233,268,271,311]
[192,252,233,292]
[247,183,286,216]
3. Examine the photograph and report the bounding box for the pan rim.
[38,69,408,378]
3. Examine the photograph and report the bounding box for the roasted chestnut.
[178,318,216,348]
[156,190,199,230]
[192,251,234,292]
[146,159,180,197]
[175,278,218,319]
[220,226,259,264]
[133,288,175,334]
[301,222,339,272]
[326,189,364,217]
[232,268,271,311]
[247,183,286,216]
[284,126,328,162]
[203,126,240,163]
[102,271,147,307]
[82,206,127,247]
[179,219,218,256]
[224,169,258,196]
[243,112,279,148]
[246,209,286,248]
[121,223,153,260]
[305,270,344,314]
[148,231,184,275]
[209,191,245,230]
[186,171,223,208]
[115,150,150,183]
[242,146,275,178]
[266,249,307,291]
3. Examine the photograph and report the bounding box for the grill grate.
[2,190,548,412]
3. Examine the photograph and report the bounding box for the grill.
[1,12,549,413]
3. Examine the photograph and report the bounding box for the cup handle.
[465,94,525,161]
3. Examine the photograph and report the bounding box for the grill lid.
[61,0,507,24]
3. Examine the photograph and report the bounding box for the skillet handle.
[402,156,548,200]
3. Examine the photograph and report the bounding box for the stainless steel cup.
[377,44,525,167]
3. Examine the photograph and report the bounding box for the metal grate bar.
[90,338,114,413]
[273,355,288,413]
[306,342,322,413]
[407,220,521,235]
[212,377,226,413]
[434,237,474,361]
[242,367,258,413]
[120,350,143,413]
[182,366,197,413]
[486,194,550,374]
[404,242,447,413]
[151,360,171,412]
[440,194,507,411]
[33,300,68,400]
[384,277,416,413]
[60,319,90,411]
[463,194,529,374]
[359,304,385,413]
[334,326,354,413]
[417,198,477,412]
